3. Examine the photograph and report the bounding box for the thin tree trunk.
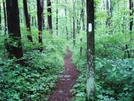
[65,0,68,40]
[129,0,133,41]
[86,0,95,100]
[103,0,106,29]
[110,0,112,17]
[76,0,80,34]
[23,0,33,42]
[3,1,7,35]
[56,0,58,35]
[31,16,34,26]
[122,0,126,34]
[106,0,110,28]
[37,0,44,43]
[73,0,76,46]
[77,19,81,34]
[47,0,52,34]
[43,18,45,30]
[0,3,1,30]
[81,0,85,30]
[80,38,82,56]
[31,16,37,27]
[109,0,113,34]
[6,0,23,59]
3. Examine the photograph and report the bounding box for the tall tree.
[56,0,58,35]
[31,16,37,27]
[23,0,33,42]
[0,3,1,30]
[76,1,81,34]
[105,0,112,34]
[65,0,68,40]
[47,0,52,33]
[3,0,7,35]
[106,0,110,28]
[86,0,95,100]
[80,0,85,30]
[129,0,133,41]
[37,0,44,43]
[73,0,76,46]
[110,0,112,17]
[6,0,23,59]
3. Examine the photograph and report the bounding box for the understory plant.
[71,32,134,101]
[0,30,66,101]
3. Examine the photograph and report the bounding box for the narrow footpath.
[48,47,79,101]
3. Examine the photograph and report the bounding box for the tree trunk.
[35,16,37,27]
[106,0,110,28]
[37,0,44,43]
[65,0,68,40]
[73,0,76,46]
[86,0,95,100]
[6,0,23,59]
[43,18,45,30]
[129,0,133,41]
[56,0,58,35]
[81,0,85,31]
[0,3,1,30]
[32,16,37,27]
[77,19,81,34]
[47,0,52,34]
[109,0,113,33]
[3,1,7,35]
[110,0,112,17]
[31,16,34,26]
[23,0,33,42]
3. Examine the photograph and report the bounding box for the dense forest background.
[0,0,134,101]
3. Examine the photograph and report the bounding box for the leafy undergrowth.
[70,41,87,101]
[96,58,134,101]
[70,33,134,101]
[0,32,66,101]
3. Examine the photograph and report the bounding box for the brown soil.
[48,47,79,101]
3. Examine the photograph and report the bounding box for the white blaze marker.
[88,23,92,32]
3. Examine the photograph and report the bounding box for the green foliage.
[70,33,87,101]
[1,0,134,101]
[0,59,59,101]
[96,58,134,101]
[0,30,66,100]
[0,34,6,54]
[71,29,134,101]
[96,33,126,58]
[71,47,134,101]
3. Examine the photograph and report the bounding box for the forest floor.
[48,47,79,101]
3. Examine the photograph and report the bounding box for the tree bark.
[81,0,85,30]
[106,0,110,28]
[129,0,133,41]
[3,1,7,35]
[37,0,44,43]
[31,16,37,27]
[23,0,33,42]
[77,19,81,34]
[31,16,34,26]
[86,0,95,100]
[56,0,58,35]
[47,0,52,34]
[6,0,23,59]
[73,0,76,46]
[0,3,1,30]
[65,0,68,40]
[110,0,112,17]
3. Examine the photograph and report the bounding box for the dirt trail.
[48,47,79,101]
